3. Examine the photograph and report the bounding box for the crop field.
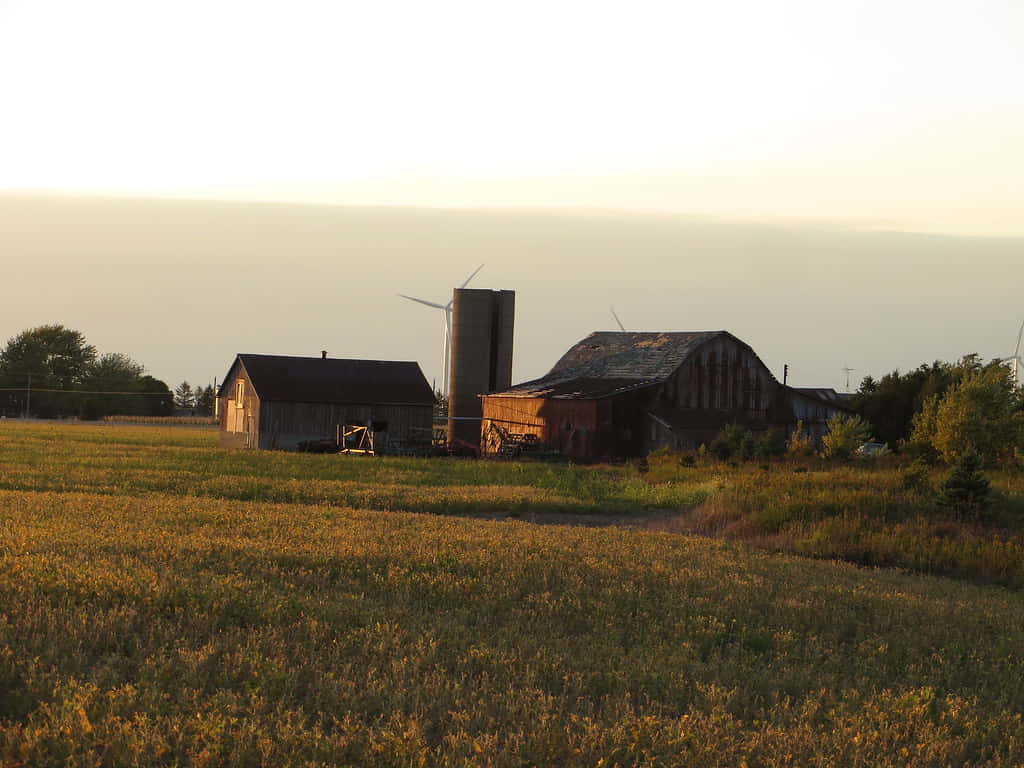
[1,421,1023,766]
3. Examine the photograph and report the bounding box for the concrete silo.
[447,288,515,447]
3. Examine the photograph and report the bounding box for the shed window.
[235,380,245,407]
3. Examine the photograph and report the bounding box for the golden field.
[1,422,1022,766]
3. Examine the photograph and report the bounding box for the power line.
[0,387,171,396]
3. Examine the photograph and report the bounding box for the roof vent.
[321,350,327,360]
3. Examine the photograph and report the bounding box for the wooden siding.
[218,363,260,448]
[218,358,432,452]
[786,391,845,444]
[480,396,599,461]
[256,401,431,451]
[482,334,787,461]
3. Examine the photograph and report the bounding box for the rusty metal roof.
[490,331,729,400]
[223,354,435,406]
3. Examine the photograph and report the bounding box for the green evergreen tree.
[174,381,195,411]
[940,451,991,518]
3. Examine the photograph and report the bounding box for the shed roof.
[490,331,737,400]
[222,354,434,406]
[790,387,855,412]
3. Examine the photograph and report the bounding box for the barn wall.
[785,393,845,444]
[483,335,792,460]
[218,364,260,449]
[257,401,432,451]
[480,396,599,461]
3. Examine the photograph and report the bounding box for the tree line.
[0,325,215,420]
[849,354,1022,465]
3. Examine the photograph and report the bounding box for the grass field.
[1,422,1023,766]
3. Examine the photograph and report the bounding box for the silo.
[447,288,515,446]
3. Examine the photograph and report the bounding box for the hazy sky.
[1,195,1021,394]
[2,0,1023,235]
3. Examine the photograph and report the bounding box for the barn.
[217,353,435,451]
[480,331,848,462]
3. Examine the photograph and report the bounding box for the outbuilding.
[217,353,434,451]
[480,331,849,461]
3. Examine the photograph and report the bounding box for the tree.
[174,381,195,411]
[848,359,968,446]
[138,376,175,417]
[940,451,992,519]
[79,353,148,419]
[194,385,215,416]
[822,414,872,460]
[911,365,1022,464]
[0,324,97,417]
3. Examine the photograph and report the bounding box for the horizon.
[2,192,1021,395]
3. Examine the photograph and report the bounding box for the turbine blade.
[610,307,626,331]
[459,263,485,289]
[398,294,446,310]
[1015,319,1024,358]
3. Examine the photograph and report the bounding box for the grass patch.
[1,422,1023,765]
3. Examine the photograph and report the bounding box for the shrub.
[786,420,815,457]
[710,424,745,461]
[911,366,1022,465]
[941,451,991,519]
[756,430,786,460]
[822,414,871,460]
[740,432,757,461]
[901,460,934,494]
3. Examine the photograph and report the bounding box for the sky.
[1,0,1022,235]
[1,194,1021,394]
[1,1,1022,393]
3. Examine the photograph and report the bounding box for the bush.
[941,451,991,519]
[822,414,872,461]
[911,366,1022,465]
[710,424,746,461]
[757,430,786,460]
[901,460,934,494]
[786,420,815,457]
[740,432,757,461]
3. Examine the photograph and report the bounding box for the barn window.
[235,380,245,406]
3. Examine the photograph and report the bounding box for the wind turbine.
[1001,319,1024,388]
[610,307,626,331]
[841,364,857,393]
[398,264,484,403]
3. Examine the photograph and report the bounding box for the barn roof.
[222,354,435,406]
[490,331,736,400]
[790,387,855,412]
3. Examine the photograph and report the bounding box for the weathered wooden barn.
[480,331,849,461]
[218,353,434,451]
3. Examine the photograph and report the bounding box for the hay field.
[1,422,1022,766]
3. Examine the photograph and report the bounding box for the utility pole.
[783,364,788,386]
[24,373,31,419]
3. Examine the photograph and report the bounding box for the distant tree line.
[173,381,216,416]
[849,354,1022,465]
[0,324,212,420]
